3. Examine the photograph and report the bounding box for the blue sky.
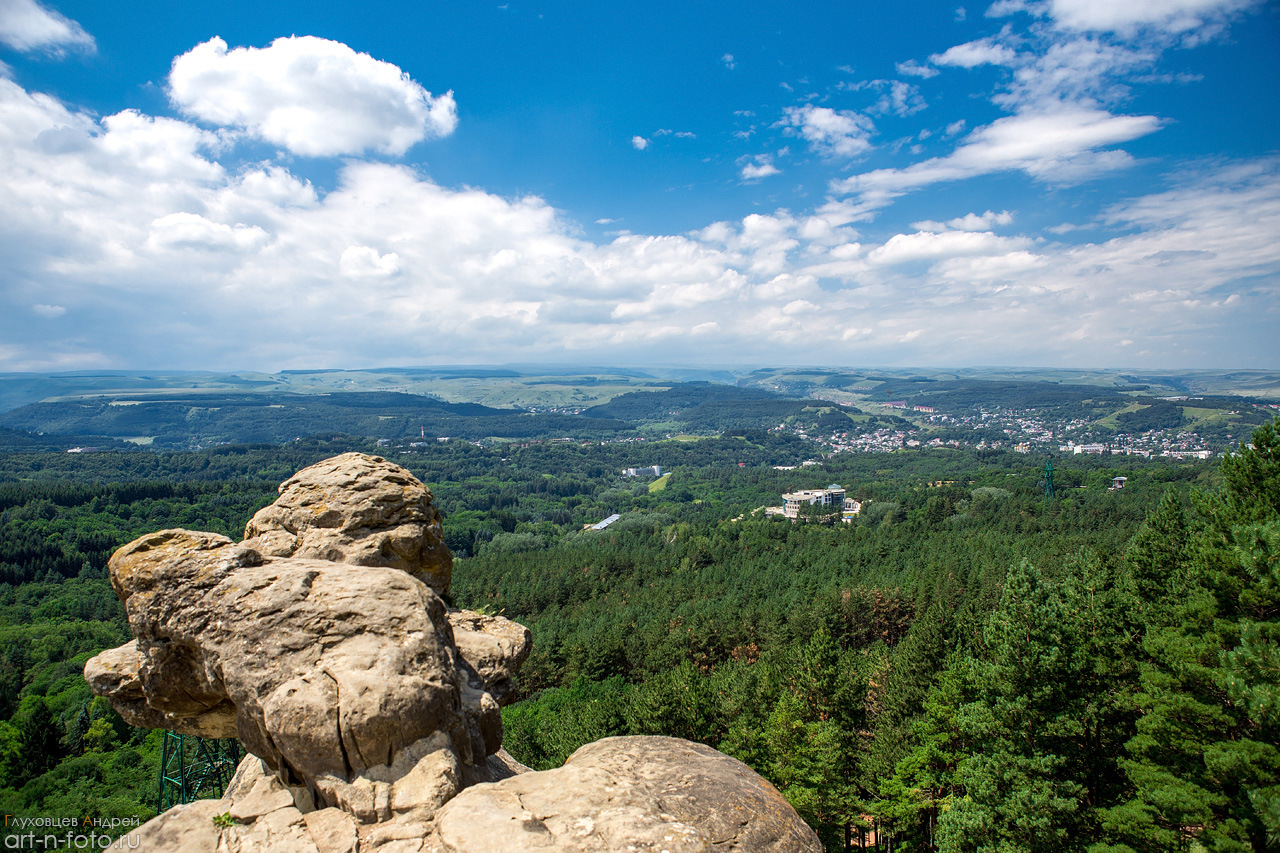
[0,0,1277,371]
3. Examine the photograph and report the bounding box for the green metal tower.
[1042,459,1057,501]
[156,732,241,813]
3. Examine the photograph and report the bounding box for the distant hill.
[584,383,862,434]
[0,392,633,447]
[0,426,135,454]
[863,379,1132,413]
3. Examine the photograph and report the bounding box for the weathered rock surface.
[85,453,820,853]
[427,736,822,853]
[83,639,237,737]
[91,529,497,790]
[242,453,452,594]
[447,610,531,708]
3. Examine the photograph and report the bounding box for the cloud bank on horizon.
[0,0,1276,371]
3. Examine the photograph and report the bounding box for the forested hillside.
[0,392,636,446]
[451,426,1278,851]
[0,423,1273,850]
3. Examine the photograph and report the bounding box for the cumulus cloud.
[739,155,780,181]
[167,36,457,157]
[0,0,93,53]
[721,53,735,69]
[780,105,874,159]
[31,303,64,317]
[147,212,269,253]
[0,66,1276,369]
[631,135,649,150]
[868,229,1033,265]
[931,36,1018,67]
[339,245,401,278]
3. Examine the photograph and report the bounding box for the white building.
[842,497,863,523]
[783,485,846,520]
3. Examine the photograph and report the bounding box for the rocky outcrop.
[85,453,820,853]
[242,452,452,594]
[428,737,820,852]
[447,610,532,708]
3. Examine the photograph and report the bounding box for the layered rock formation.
[85,453,820,853]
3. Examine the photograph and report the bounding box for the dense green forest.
[0,422,1274,851]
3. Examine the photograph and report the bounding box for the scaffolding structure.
[156,732,241,813]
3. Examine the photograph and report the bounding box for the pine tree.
[1124,489,1191,625]
[18,698,64,781]
[1117,420,1280,851]
[877,654,971,852]
[934,554,1142,853]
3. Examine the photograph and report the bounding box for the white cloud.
[934,250,1044,280]
[931,36,1018,67]
[339,245,401,278]
[1046,0,1260,34]
[652,128,696,140]
[868,229,1033,265]
[986,0,1260,37]
[781,105,874,159]
[896,60,939,79]
[835,107,1161,205]
[912,210,1015,231]
[986,0,1037,18]
[147,212,269,253]
[631,135,649,150]
[739,156,780,181]
[995,37,1153,109]
[31,303,64,317]
[945,119,967,136]
[873,81,927,117]
[721,53,735,69]
[0,0,92,53]
[0,69,1276,369]
[167,36,456,157]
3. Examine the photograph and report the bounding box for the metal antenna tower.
[1042,459,1056,501]
[156,732,241,813]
